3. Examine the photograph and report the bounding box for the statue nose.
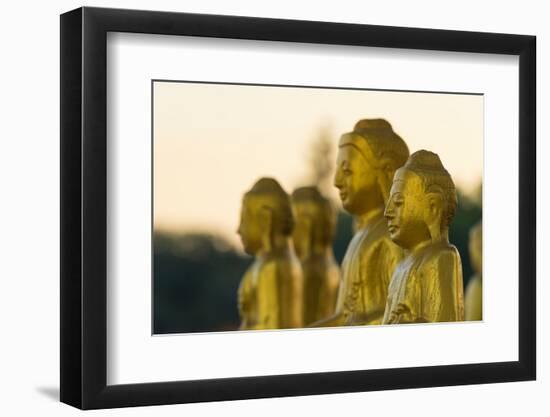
[333,171,343,188]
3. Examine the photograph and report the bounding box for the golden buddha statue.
[237,177,304,330]
[314,119,409,327]
[291,186,340,326]
[382,150,465,324]
[465,220,482,321]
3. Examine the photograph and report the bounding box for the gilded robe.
[329,211,403,326]
[382,241,464,324]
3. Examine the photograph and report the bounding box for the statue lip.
[387,224,399,234]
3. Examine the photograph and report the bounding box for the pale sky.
[153,81,483,247]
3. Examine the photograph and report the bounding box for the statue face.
[237,198,262,255]
[384,170,431,250]
[334,143,380,215]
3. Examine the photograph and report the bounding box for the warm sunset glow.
[153,81,483,246]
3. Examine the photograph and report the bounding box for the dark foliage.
[153,233,251,334]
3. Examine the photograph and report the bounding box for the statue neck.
[406,239,432,255]
[406,233,449,256]
[308,241,334,259]
[259,233,290,257]
[355,206,384,230]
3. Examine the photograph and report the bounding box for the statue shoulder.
[411,243,462,284]
[437,243,461,267]
[422,242,461,265]
[416,243,462,289]
[256,256,279,276]
[258,251,301,279]
[239,260,259,287]
[239,266,253,286]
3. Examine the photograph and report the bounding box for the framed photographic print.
[60,6,536,409]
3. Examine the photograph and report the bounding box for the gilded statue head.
[334,119,409,216]
[290,186,336,259]
[237,177,294,256]
[469,220,482,275]
[384,150,457,250]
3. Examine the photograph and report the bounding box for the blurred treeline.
[152,217,351,334]
[153,233,247,334]
[154,128,481,334]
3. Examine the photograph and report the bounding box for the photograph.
[56,5,537,411]
[152,80,483,334]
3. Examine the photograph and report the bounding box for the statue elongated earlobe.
[259,206,274,252]
[426,192,443,242]
[377,167,393,204]
[377,157,403,205]
[302,215,313,260]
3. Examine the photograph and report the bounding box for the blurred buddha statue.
[314,119,409,327]
[465,220,482,321]
[382,150,465,324]
[237,178,304,330]
[291,186,340,326]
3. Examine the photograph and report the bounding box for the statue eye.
[343,169,352,175]
[393,194,404,206]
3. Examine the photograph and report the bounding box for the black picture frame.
[60,6,536,410]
